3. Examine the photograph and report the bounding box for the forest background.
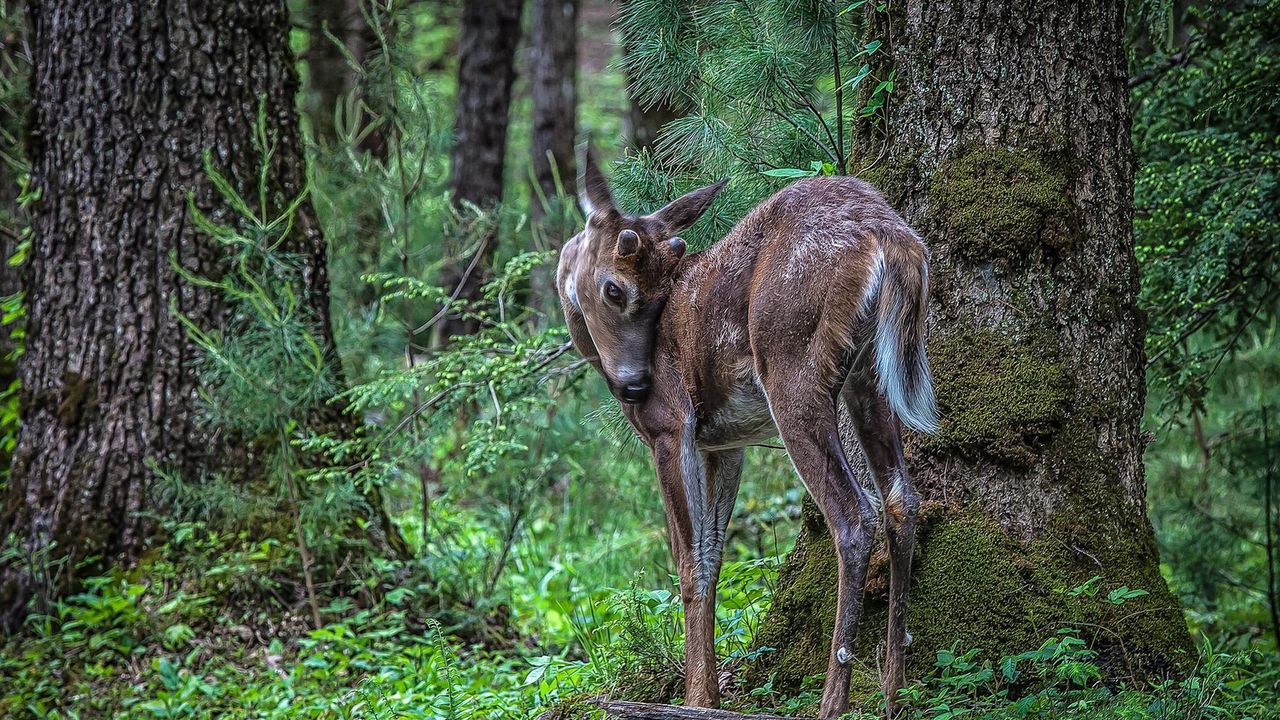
[0,0,1276,718]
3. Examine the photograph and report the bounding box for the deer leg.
[842,374,920,718]
[764,381,878,718]
[650,428,743,707]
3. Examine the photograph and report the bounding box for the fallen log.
[535,697,809,720]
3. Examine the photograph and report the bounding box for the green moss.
[751,502,1192,702]
[536,694,607,720]
[930,146,1076,261]
[885,516,1059,675]
[861,156,915,207]
[745,499,838,691]
[925,326,1073,467]
[1038,416,1196,676]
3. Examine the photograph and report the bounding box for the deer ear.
[579,144,617,217]
[667,237,687,259]
[650,178,728,232]
[616,229,640,257]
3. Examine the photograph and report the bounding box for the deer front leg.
[651,429,742,707]
[766,388,878,718]
[843,379,920,718]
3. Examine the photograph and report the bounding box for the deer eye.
[603,281,625,306]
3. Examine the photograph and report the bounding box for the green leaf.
[761,167,818,178]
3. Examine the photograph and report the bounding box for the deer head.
[556,148,726,405]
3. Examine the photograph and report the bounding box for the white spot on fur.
[860,248,885,316]
[679,417,712,594]
[564,273,579,308]
[836,647,853,664]
[884,470,906,512]
[715,321,742,348]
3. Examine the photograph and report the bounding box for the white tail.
[873,234,939,434]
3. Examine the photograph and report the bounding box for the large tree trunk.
[753,0,1192,699]
[0,0,341,631]
[437,0,522,341]
[529,0,578,307]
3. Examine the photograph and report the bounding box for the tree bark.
[438,0,522,340]
[752,0,1192,699]
[529,0,578,306]
[0,0,341,631]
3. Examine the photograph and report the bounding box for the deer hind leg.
[761,371,878,719]
[842,371,920,718]
[651,425,743,707]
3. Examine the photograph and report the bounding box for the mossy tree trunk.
[0,0,350,632]
[752,0,1192,699]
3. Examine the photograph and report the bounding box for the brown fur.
[558,159,936,718]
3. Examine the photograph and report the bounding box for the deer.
[556,149,938,719]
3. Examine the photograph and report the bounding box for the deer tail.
[871,229,939,435]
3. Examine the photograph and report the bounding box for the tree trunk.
[438,0,522,340]
[623,91,679,153]
[0,0,341,631]
[529,0,578,306]
[752,0,1192,699]
[617,14,679,153]
[305,0,387,156]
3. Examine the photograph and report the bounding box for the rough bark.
[529,0,578,306]
[438,0,522,340]
[752,0,1192,699]
[0,0,340,631]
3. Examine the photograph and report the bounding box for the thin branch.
[1128,41,1200,89]
[830,4,846,175]
[781,78,839,165]
[1264,405,1280,648]
[411,232,490,336]
[695,76,841,168]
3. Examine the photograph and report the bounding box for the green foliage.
[612,0,889,249]
[1132,0,1280,657]
[1133,0,1280,412]
[1,1,1277,718]
[899,635,1280,720]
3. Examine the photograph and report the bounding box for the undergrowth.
[2,544,1277,719]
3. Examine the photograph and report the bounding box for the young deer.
[556,150,938,718]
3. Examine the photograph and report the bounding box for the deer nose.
[619,380,651,404]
